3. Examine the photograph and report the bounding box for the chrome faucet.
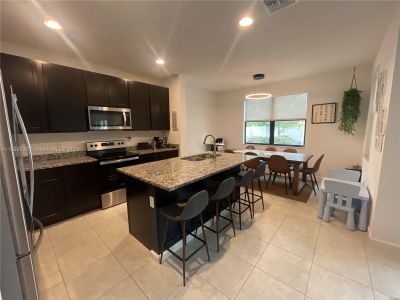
[203,134,217,158]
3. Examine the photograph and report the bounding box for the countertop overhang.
[118,152,256,191]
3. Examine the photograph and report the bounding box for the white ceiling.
[1,1,398,92]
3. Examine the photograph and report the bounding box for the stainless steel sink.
[181,153,221,161]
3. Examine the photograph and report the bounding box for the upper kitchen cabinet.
[43,63,88,132]
[85,71,108,106]
[150,85,170,130]
[107,76,129,108]
[0,53,48,133]
[85,71,129,108]
[129,81,151,130]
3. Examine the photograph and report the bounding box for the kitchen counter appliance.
[88,106,132,130]
[86,139,139,209]
[154,136,168,148]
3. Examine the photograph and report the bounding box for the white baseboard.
[368,227,400,249]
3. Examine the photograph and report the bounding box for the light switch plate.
[149,196,154,208]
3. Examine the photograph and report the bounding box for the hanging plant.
[338,67,362,135]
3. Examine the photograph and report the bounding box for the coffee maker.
[154,137,168,148]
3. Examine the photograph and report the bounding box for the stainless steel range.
[86,139,139,209]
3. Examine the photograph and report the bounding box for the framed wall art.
[312,102,337,124]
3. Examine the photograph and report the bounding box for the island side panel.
[126,178,159,252]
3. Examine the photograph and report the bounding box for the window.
[245,121,271,144]
[244,93,307,147]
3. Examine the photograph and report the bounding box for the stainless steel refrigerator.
[0,70,43,299]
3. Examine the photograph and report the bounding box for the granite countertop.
[31,156,97,170]
[118,152,254,191]
[24,152,97,171]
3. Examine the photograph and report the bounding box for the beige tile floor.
[35,192,400,300]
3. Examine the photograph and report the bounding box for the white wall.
[180,80,217,156]
[1,42,170,154]
[215,66,372,177]
[167,76,181,146]
[363,8,400,247]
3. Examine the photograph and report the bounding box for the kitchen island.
[118,152,254,253]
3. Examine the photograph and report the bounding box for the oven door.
[96,156,140,209]
[97,156,140,193]
[88,106,132,130]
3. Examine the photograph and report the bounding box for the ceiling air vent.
[263,0,298,14]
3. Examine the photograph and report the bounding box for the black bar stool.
[249,161,266,217]
[232,169,254,230]
[204,177,236,252]
[159,190,210,286]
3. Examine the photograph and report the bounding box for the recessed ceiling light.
[44,20,62,30]
[239,16,253,27]
[155,58,165,65]
[245,93,272,100]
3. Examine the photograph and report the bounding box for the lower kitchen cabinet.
[33,168,66,226]
[140,149,179,163]
[63,163,100,218]
[32,163,100,226]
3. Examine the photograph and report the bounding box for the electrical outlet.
[149,196,154,208]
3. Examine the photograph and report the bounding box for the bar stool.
[204,177,236,252]
[159,190,210,286]
[233,169,254,229]
[248,162,266,217]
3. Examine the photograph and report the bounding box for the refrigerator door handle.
[11,88,34,214]
[32,217,43,254]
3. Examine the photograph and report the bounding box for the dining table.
[234,149,313,195]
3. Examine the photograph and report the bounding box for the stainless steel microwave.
[88,106,132,130]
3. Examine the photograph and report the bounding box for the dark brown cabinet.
[1,53,169,133]
[85,71,108,106]
[129,82,170,131]
[140,149,178,163]
[43,63,88,132]
[107,76,129,108]
[63,163,100,218]
[32,163,100,226]
[85,71,129,108]
[33,168,66,226]
[129,81,151,130]
[0,53,48,133]
[150,85,170,130]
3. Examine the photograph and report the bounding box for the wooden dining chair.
[245,145,255,150]
[301,154,324,196]
[266,155,292,195]
[284,148,297,153]
[265,147,277,151]
[243,152,259,169]
[224,149,235,153]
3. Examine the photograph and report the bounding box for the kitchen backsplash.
[21,130,169,155]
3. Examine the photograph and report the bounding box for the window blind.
[244,93,307,121]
